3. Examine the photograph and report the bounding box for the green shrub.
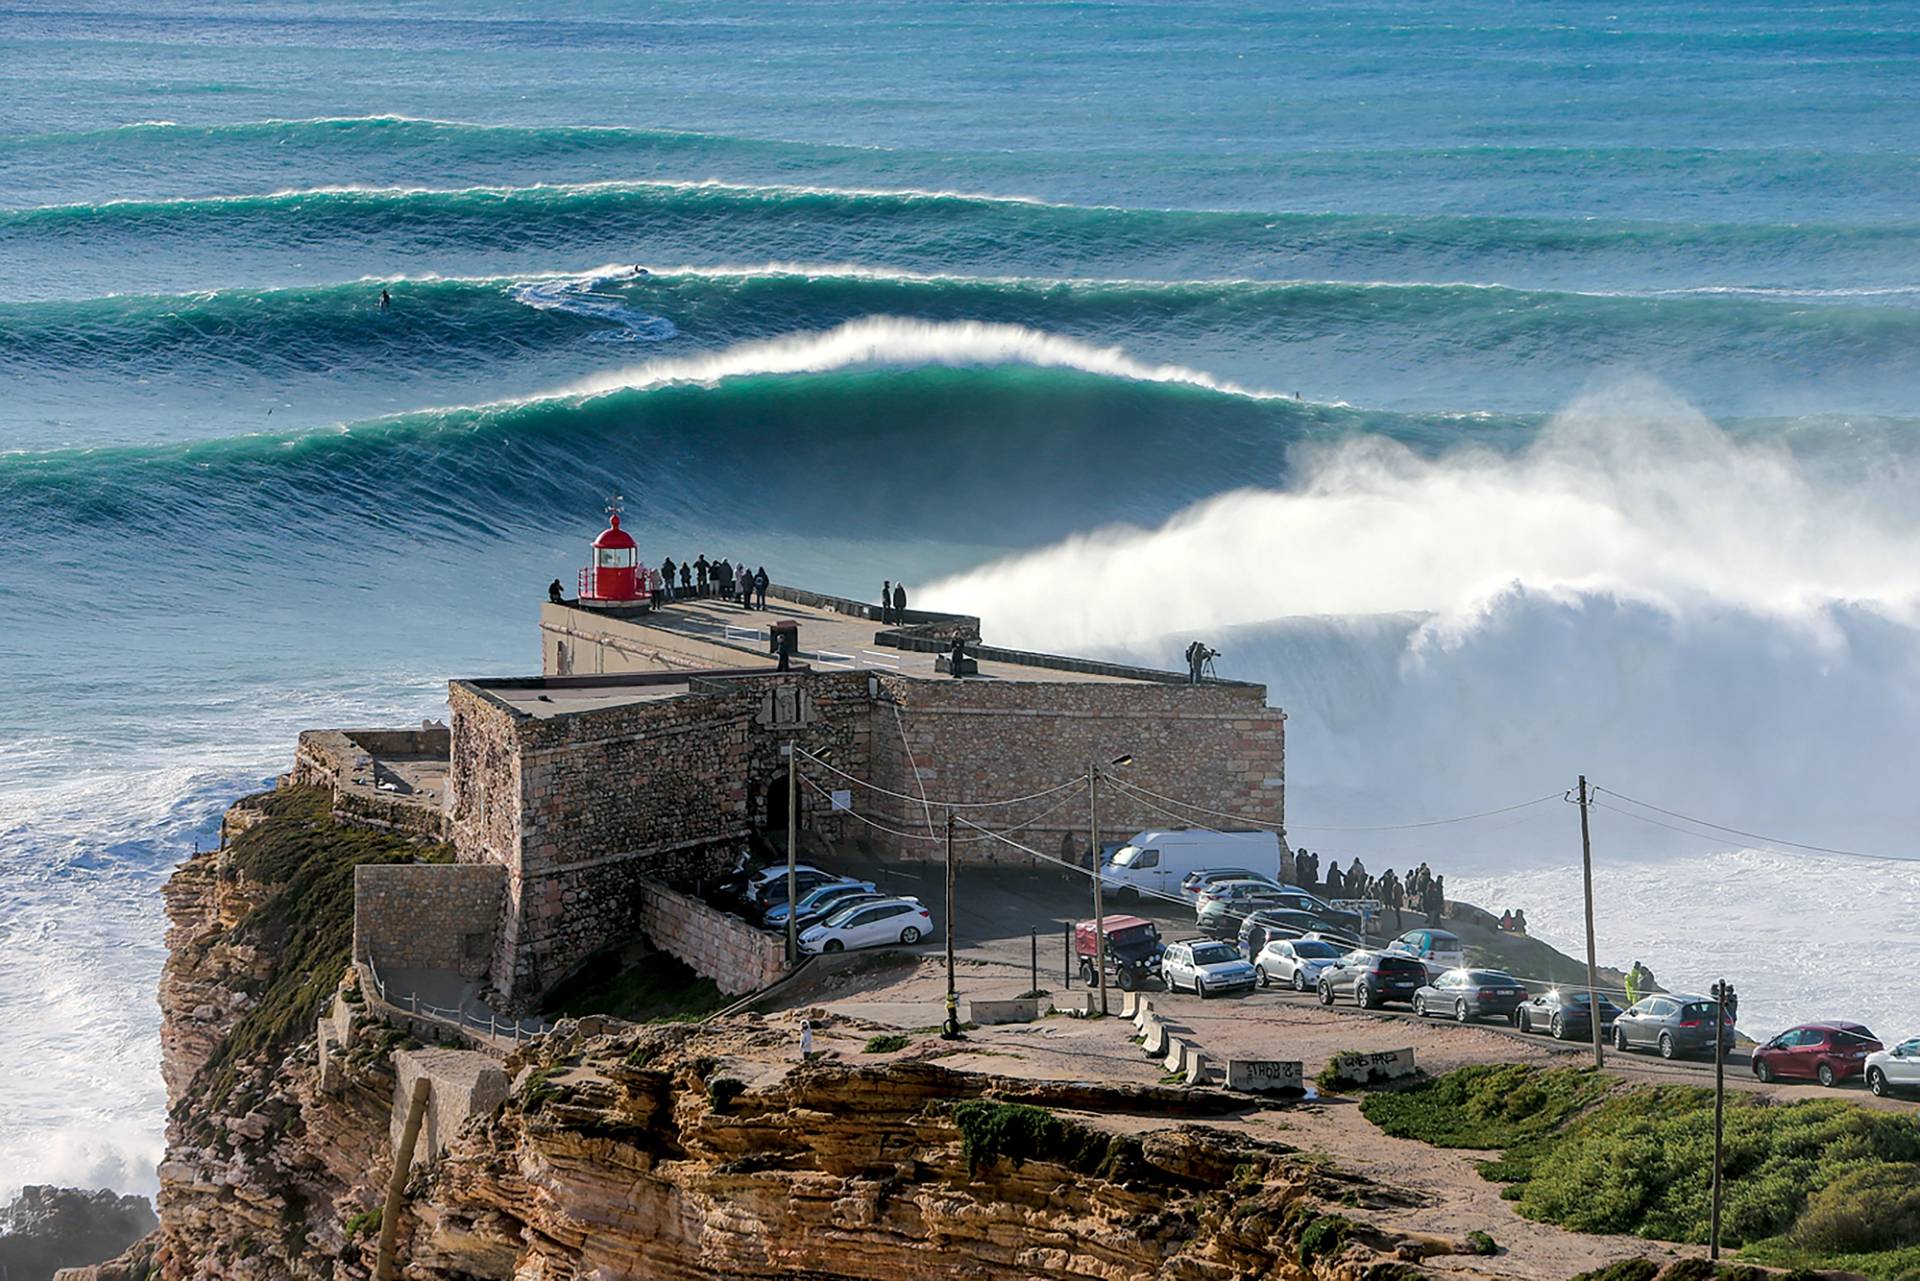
[1292,1207,1356,1267]
[950,1101,1115,1176]
[1570,1260,1658,1281]
[1465,1230,1498,1256]
[1659,1258,1719,1281]
[707,1078,747,1112]
[1791,1164,1920,1254]
[864,1033,910,1054]
[344,1208,381,1239]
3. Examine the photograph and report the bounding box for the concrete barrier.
[963,996,1045,1025]
[1120,991,1139,1019]
[1322,1047,1417,1087]
[1163,1037,1188,1074]
[1185,1051,1210,1086]
[1141,1014,1169,1057]
[1132,999,1154,1032]
[1227,1059,1305,1093]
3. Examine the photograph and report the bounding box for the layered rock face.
[0,1186,157,1281]
[79,787,1433,1281]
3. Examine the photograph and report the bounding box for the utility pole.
[1710,978,1734,1260]
[942,810,960,1038]
[1089,760,1108,1016]
[1577,775,1604,1069]
[785,740,799,965]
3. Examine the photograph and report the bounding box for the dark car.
[745,864,842,910]
[1317,949,1428,1009]
[1074,915,1165,992]
[1196,884,1291,938]
[1514,988,1621,1041]
[1238,909,1361,959]
[1413,968,1529,1023]
[1751,1022,1882,1087]
[1180,867,1274,900]
[1613,993,1737,1060]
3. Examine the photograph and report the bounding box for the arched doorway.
[764,771,789,834]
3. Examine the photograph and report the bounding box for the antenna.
[605,493,624,519]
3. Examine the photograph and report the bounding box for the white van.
[1099,829,1284,904]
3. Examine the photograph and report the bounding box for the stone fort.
[304,579,1287,1013]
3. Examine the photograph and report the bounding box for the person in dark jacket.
[892,582,907,618]
[659,556,677,603]
[547,578,565,604]
[695,555,710,596]
[718,560,733,599]
[754,567,769,609]
[1324,860,1344,898]
[679,561,692,594]
[881,580,893,624]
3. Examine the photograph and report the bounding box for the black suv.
[1317,949,1427,1009]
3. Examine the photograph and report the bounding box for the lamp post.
[784,743,832,965]
[942,810,960,1038]
[1087,753,1133,1016]
[1710,979,1735,1260]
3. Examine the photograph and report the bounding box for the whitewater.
[6,0,1920,1204]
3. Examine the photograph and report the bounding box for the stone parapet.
[392,1048,510,1168]
[637,878,789,997]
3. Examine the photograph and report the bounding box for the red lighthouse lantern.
[577,503,649,606]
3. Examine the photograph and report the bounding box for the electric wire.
[793,745,1087,810]
[1102,773,1562,833]
[1594,788,1920,865]
[799,772,1088,845]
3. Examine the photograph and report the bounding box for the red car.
[1751,1022,1883,1087]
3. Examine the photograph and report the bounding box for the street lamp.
[1088,753,1133,1016]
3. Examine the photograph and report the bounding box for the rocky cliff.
[67,785,1457,1281]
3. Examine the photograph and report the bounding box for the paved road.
[823,852,1916,1109]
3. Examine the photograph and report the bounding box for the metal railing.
[362,953,552,1046]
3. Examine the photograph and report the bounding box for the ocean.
[4,0,1919,1199]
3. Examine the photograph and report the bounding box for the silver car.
[1254,937,1342,991]
[1160,939,1258,998]
[1866,1033,1920,1097]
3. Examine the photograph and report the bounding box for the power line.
[800,772,1088,846]
[1101,773,1562,833]
[793,745,1086,811]
[1595,788,1920,865]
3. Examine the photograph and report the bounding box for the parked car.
[1751,1023,1883,1087]
[1316,949,1427,1009]
[1612,993,1737,1060]
[1238,909,1361,959]
[1102,829,1284,903]
[762,878,877,928]
[1179,867,1281,902]
[1160,938,1259,997]
[1073,915,1165,991]
[1413,969,1529,1023]
[745,864,840,910]
[1865,1034,1920,1098]
[1513,988,1621,1040]
[1195,882,1291,937]
[796,897,932,954]
[1254,937,1343,991]
[1384,928,1466,977]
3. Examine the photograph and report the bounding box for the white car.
[1160,939,1258,998]
[1386,927,1465,978]
[1254,937,1343,991]
[797,897,932,954]
[1865,1033,1920,1097]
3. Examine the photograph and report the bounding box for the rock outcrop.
[0,1186,157,1281]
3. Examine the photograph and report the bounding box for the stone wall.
[292,727,451,839]
[862,676,1285,866]
[637,879,789,996]
[450,670,875,1005]
[391,1047,510,1168]
[352,863,506,980]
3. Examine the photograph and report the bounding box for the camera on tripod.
[1183,640,1220,684]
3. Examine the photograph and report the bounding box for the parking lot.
[773,848,1918,1110]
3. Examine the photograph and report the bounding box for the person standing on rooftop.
[881,580,893,624]
[695,555,710,596]
[754,567,769,609]
[892,582,907,619]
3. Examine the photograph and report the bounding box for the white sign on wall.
[830,789,852,812]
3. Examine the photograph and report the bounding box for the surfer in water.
[631,265,650,279]
[379,289,391,311]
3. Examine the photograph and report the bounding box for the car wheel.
[1256,965,1270,988]
[1754,1058,1773,1083]
[1198,978,1211,999]
[1413,995,1426,1017]
[1318,981,1335,1006]
[1293,970,1308,992]
[1614,1025,1629,1052]
[1868,1068,1888,1097]
[1455,1000,1470,1024]
[1659,1032,1676,1060]
[1356,982,1375,1009]
[1817,1062,1837,1088]
[823,939,844,953]
[1118,968,1138,992]
[899,927,922,945]
[1079,959,1096,985]
[1551,1014,1567,1040]
[1519,1009,1533,1034]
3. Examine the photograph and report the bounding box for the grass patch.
[863,1033,910,1054]
[1570,1261,1659,1281]
[949,1101,1134,1178]
[541,942,728,1023]
[1465,1230,1498,1256]
[1287,1204,1357,1267]
[1365,1064,1920,1280]
[194,787,448,1109]
[707,1077,747,1112]
[344,1208,381,1239]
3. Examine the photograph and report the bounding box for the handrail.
[360,951,552,1046]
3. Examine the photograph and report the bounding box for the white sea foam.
[924,380,1920,1038]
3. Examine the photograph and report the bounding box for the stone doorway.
[763,771,790,834]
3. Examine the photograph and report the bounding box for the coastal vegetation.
[199,786,448,1108]
[541,941,727,1023]
[1362,1064,1920,1279]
